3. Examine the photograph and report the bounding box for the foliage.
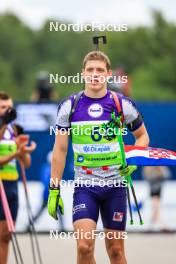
[0,11,175,101]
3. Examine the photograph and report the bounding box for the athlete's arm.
[0,152,19,166]
[51,130,69,186]
[17,142,36,168]
[48,129,68,219]
[132,123,149,147]
[19,154,31,168]
[0,143,34,166]
[122,97,149,147]
[0,130,31,165]
[50,98,72,186]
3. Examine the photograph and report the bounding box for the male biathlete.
[48,51,149,264]
[0,92,36,264]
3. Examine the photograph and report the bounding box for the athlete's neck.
[84,87,107,98]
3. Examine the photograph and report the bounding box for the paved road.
[8,233,176,264]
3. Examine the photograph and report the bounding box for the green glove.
[47,187,64,220]
[119,165,137,177]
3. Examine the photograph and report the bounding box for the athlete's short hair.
[83,51,111,70]
[0,91,11,100]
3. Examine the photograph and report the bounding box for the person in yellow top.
[0,91,36,264]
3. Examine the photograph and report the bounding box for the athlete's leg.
[150,181,162,224]
[74,219,96,264]
[151,195,160,223]
[0,220,11,264]
[104,229,127,264]
[100,186,127,264]
[72,186,100,264]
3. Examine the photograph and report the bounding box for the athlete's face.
[0,99,13,116]
[82,60,112,91]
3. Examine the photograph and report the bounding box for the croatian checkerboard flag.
[125,146,176,166]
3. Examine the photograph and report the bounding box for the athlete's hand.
[21,141,36,154]
[15,135,29,146]
[16,140,36,157]
[47,187,64,219]
[119,165,137,177]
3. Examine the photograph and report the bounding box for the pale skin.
[51,60,149,264]
[0,98,36,264]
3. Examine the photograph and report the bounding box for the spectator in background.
[0,91,36,264]
[0,105,16,135]
[142,166,171,228]
[108,65,131,97]
[31,71,58,102]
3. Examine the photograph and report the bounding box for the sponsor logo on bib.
[73,204,86,214]
[83,145,110,153]
[77,155,84,162]
[88,104,103,118]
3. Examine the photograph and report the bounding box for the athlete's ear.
[81,69,85,80]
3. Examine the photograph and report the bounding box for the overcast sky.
[0,0,176,29]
